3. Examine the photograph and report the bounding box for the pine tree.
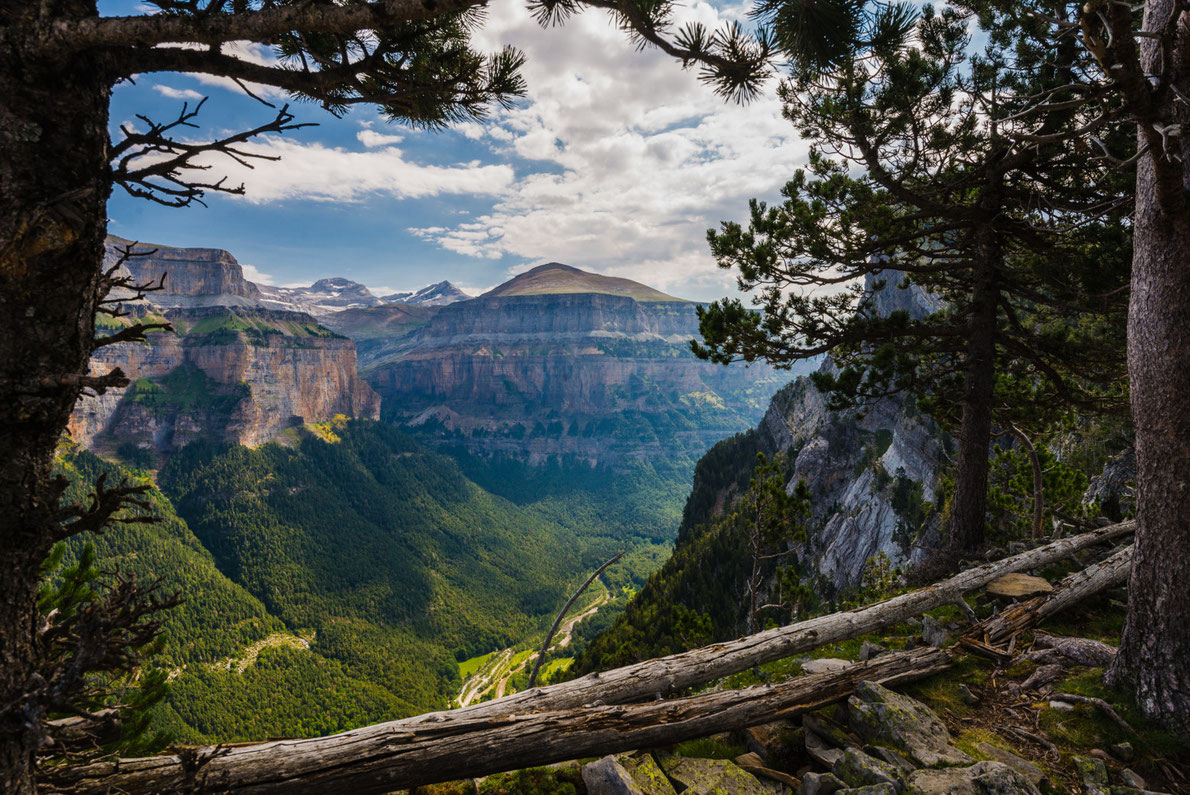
[694,2,1131,553]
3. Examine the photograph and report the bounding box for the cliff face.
[70,306,380,456]
[106,236,261,306]
[363,289,794,466]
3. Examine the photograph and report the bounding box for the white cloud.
[153,84,205,101]
[202,137,515,204]
[357,129,405,148]
[239,263,277,285]
[411,0,810,296]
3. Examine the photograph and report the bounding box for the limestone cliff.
[361,266,800,466]
[105,236,261,307]
[70,306,380,457]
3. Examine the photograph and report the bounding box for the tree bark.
[54,650,950,794]
[0,3,115,789]
[948,235,1000,551]
[1108,0,1190,733]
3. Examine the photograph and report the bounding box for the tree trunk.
[948,237,999,551]
[0,3,114,788]
[1108,3,1190,731]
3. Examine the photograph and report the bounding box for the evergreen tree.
[694,1,1131,553]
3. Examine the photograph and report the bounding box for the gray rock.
[803,771,847,795]
[1110,741,1135,762]
[863,745,916,774]
[958,685,979,705]
[838,786,898,794]
[656,754,777,794]
[860,642,887,662]
[1119,768,1146,789]
[1073,755,1110,795]
[804,658,855,675]
[806,729,845,768]
[804,712,856,749]
[921,615,950,648]
[906,761,1040,794]
[832,748,906,791]
[847,681,973,767]
[582,755,648,795]
[973,742,1044,786]
[618,752,679,795]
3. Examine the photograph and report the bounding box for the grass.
[458,651,496,679]
[672,737,746,760]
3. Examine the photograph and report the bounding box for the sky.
[100,0,812,301]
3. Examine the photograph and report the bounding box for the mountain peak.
[483,263,685,302]
[383,281,471,307]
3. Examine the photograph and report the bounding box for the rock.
[986,573,1053,599]
[832,748,906,791]
[973,742,1044,787]
[906,761,1041,795]
[804,712,856,749]
[921,616,949,648]
[804,658,855,674]
[742,721,804,767]
[582,756,647,795]
[1119,768,1146,789]
[1110,742,1135,763]
[1007,542,1028,555]
[656,754,779,794]
[806,729,845,768]
[803,771,846,795]
[847,681,973,768]
[1073,755,1110,795]
[838,786,897,794]
[618,753,679,795]
[863,746,916,774]
[958,685,979,705]
[1048,700,1075,711]
[860,642,887,662]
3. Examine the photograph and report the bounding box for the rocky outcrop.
[70,306,379,457]
[106,236,261,307]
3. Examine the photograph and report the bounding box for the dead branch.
[1051,692,1137,735]
[527,551,624,689]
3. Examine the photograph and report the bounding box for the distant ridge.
[384,281,471,307]
[482,263,686,302]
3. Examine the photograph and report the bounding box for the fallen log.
[54,648,951,794]
[977,544,1133,645]
[53,522,1132,793]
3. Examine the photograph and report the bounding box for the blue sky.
[101,0,811,300]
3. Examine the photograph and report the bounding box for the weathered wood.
[978,544,1133,645]
[52,523,1131,793]
[55,648,951,794]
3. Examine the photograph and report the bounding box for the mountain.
[106,235,261,308]
[383,281,471,307]
[257,277,386,315]
[71,305,379,459]
[482,262,684,301]
[361,263,796,467]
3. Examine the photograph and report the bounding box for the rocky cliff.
[70,306,379,457]
[361,265,798,466]
[106,236,262,307]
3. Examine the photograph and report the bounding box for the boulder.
[906,761,1041,795]
[973,742,1044,787]
[1073,756,1110,795]
[920,616,949,648]
[803,771,847,795]
[832,748,906,791]
[742,720,804,768]
[847,681,973,768]
[986,574,1053,599]
[582,756,647,795]
[804,658,855,675]
[619,752,679,795]
[656,754,782,794]
[863,745,916,774]
[806,729,845,768]
[860,642,887,662]
[838,786,898,794]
